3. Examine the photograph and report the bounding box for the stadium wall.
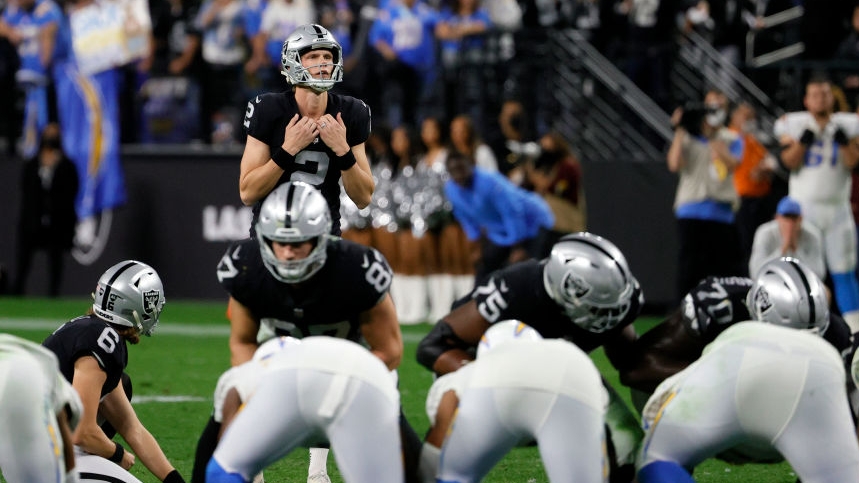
[0,151,679,310]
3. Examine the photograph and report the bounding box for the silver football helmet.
[281,24,343,93]
[543,232,637,333]
[92,260,165,336]
[746,257,829,333]
[257,181,332,283]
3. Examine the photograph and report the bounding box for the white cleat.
[307,472,332,483]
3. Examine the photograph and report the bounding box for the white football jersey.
[774,111,859,204]
[424,365,473,426]
[0,334,82,428]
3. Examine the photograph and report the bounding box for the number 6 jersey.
[42,316,128,398]
[217,237,392,342]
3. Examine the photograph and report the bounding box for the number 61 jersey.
[217,237,392,342]
[42,316,129,398]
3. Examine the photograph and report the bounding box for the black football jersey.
[244,91,372,235]
[469,259,643,353]
[681,276,754,342]
[217,237,391,342]
[42,315,128,398]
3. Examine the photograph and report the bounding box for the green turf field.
[0,297,800,482]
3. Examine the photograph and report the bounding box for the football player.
[426,320,608,483]
[775,74,859,332]
[42,260,186,483]
[240,23,374,237]
[196,181,420,483]
[0,334,82,483]
[416,232,644,481]
[621,260,853,397]
[206,336,403,483]
[637,258,859,483]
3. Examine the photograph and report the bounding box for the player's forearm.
[779,143,805,170]
[125,426,177,481]
[229,338,257,366]
[432,349,473,375]
[73,424,118,459]
[238,165,282,206]
[342,166,374,208]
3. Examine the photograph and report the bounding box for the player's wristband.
[337,150,357,170]
[108,442,125,464]
[163,469,186,483]
[271,147,296,172]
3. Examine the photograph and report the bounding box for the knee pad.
[637,461,694,483]
[205,458,247,483]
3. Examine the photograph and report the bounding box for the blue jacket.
[444,168,554,246]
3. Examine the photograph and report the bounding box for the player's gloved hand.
[799,129,816,147]
[834,127,850,146]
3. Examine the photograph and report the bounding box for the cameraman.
[667,89,746,302]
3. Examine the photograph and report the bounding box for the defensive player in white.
[775,75,859,331]
[206,336,404,483]
[433,321,609,483]
[0,334,82,483]
[637,257,859,483]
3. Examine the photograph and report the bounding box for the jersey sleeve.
[471,262,542,324]
[681,276,753,341]
[347,246,393,309]
[344,97,372,146]
[774,112,813,140]
[216,240,257,304]
[833,112,859,139]
[244,93,280,141]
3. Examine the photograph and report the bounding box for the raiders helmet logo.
[143,290,161,314]
[562,272,591,300]
[753,287,772,314]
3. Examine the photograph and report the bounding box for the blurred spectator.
[667,89,745,301]
[449,113,498,171]
[193,0,248,144]
[683,0,750,94]
[14,123,78,296]
[141,0,203,142]
[435,0,491,129]
[525,131,587,255]
[836,4,859,110]
[749,196,825,280]
[487,98,538,180]
[444,149,554,286]
[729,101,778,259]
[0,25,18,156]
[617,0,677,110]
[368,0,439,128]
[0,0,62,158]
[245,0,314,92]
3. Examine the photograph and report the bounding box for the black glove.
[799,129,816,147]
[834,127,850,146]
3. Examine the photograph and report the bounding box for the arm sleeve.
[445,182,480,240]
[492,179,529,245]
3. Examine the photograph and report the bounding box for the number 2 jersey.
[469,259,643,353]
[244,91,372,235]
[217,237,392,342]
[42,315,128,398]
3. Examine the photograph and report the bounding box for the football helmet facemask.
[281,23,343,93]
[543,232,637,333]
[92,260,165,336]
[477,320,543,358]
[257,181,332,283]
[746,257,829,333]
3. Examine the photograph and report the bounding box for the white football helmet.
[281,23,343,93]
[477,320,543,358]
[257,181,332,283]
[746,257,829,333]
[92,260,165,336]
[543,232,638,333]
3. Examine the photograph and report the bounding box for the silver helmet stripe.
[285,182,296,228]
[565,235,629,284]
[100,261,138,312]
